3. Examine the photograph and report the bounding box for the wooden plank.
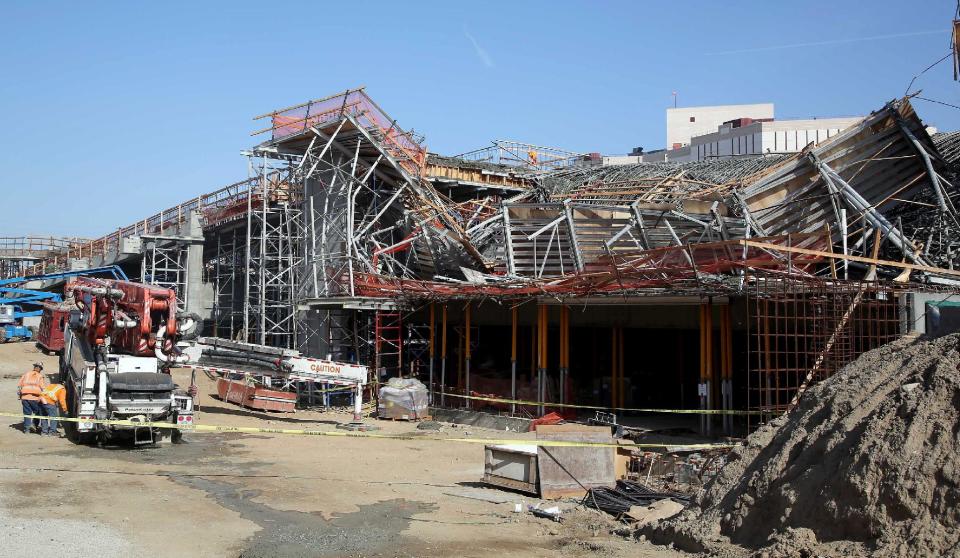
[739,239,960,278]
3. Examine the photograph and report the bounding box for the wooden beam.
[739,239,960,278]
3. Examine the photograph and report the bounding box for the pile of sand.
[647,333,960,557]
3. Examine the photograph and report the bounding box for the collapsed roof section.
[248,90,960,304]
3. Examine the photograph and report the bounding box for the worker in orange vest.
[40,382,68,437]
[17,363,48,434]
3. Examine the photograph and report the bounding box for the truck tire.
[63,381,93,445]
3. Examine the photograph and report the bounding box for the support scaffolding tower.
[243,163,306,349]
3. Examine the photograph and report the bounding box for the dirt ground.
[0,342,684,558]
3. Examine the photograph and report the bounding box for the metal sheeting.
[739,100,935,242]
[480,98,958,282]
[541,156,790,203]
[932,131,960,168]
[498,202,747,278]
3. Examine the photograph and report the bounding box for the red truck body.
[36,302,72,354]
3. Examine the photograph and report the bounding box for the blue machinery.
[0,266,128,341]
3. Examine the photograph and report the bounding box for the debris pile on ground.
[646,333,960,557]
[582,480,688,521]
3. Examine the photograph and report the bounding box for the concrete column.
[184,210,213,319]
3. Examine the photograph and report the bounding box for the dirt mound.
[647,333,960,557]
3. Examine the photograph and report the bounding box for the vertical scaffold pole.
[721,303,733,435]
[464,302,472,410]
[440,305,447,407]
[611,325,618,409]
[428,303,435,405]
[511,306,517,415]
[559,305,569,406]
[537,304,547,416]
[618,326,625,409]
[699,299,714,436]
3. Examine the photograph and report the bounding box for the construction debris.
[216,377,297,412]
[646,333,960,557]
[536,424,616,499]
[624,499,685,527]
[582,480,689,520]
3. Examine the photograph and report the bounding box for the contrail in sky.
[706,29,948,56]
[464,29,495,68]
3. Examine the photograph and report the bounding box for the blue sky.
[1,0,958,237]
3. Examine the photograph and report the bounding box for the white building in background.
[666,103,774,150]
[603,104,863,165]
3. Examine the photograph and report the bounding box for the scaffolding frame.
[747,276,903,427]
[211,226,245,339]
[141,240,189,310]
[243,161,305,349]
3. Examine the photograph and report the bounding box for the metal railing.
[0,236,89,260]
[23,175,293,275]
[252,88,428,176]
[455,140,586,171]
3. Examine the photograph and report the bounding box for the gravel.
[0,499,133,557]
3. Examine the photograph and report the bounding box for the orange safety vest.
[18,370,47,400]
[41,384,67,411]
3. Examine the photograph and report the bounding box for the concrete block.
[121,236,143,255]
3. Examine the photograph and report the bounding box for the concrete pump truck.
[59,276,198,445]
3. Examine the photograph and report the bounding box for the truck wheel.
[64,422,94,445]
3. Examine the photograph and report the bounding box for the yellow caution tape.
[433,391,762,415]
[0,412,736,451]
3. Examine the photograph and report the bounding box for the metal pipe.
[611,325,618,409]
[618,326,624,409]
[526,213,566,241]
[811,154,928,266]
[440,305,447,407]
[896,117,948,212]
[510,306,517,415]
[538,304,546,416]
[559,305,569,406]
[353,381,363,423]
[428,303,435,405]
[464,302,471,410]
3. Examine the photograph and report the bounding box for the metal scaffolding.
[747,276,903,426]
[141,239,189,309]
[211,225,245,339]
[243,164,305,349]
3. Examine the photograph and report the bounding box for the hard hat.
[33,362,43,370]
